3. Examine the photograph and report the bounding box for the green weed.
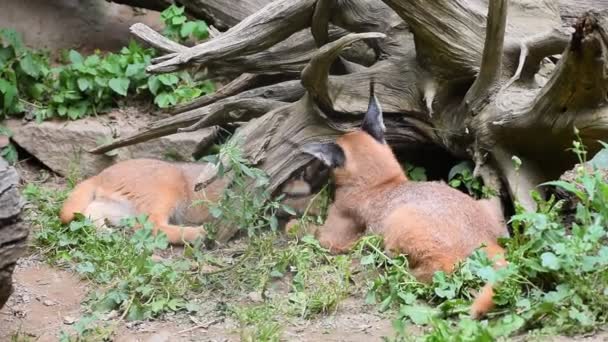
[233,304,282,342]
[363,138,608,341]
[199,138,295,238]
[0,5,214,121]
[448,161,495,199]
[161,5,209,43]
[0,124,17,164]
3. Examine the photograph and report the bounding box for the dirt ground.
[0,254,394,342]
[4,161,608,342]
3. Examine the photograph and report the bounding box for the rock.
[247,291,263,303]
[0,157,27,310]
[42,299,56,306]
[63,316,76,325]
[6,109,218,178]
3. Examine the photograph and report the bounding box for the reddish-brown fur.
[302,84,509,318]
[60,159,227,244]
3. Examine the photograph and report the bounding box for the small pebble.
[63,316,76,325]
[42,299,56,306]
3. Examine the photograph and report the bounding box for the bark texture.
[95,0,608,240]
[0,158,27,309]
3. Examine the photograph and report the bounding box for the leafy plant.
[0,125,17,163]
[0,7,215,121]
[199,138,295,238]
[404,163,428,181]
[0,28,50,118]
[160,5,209,43]
[448,161,495,199]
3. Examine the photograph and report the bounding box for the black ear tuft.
[300,142,345,168]
[361,79,386,143]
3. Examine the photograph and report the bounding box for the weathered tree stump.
[95,0,608,242]
[0,158,27,309]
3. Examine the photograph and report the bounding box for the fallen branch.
[141,0,316,73]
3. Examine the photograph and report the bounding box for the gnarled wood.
[94,0,608,240]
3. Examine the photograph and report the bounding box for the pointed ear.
[361,80,386,143]
[300,142,345,168]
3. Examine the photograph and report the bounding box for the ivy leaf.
[67,102,88,120]
[180,22,197,38]
[19,54,41,78]
[408,166,427,181]
[541,180,585,199]
[77,78,91,91]
[192,21,209,39]
[269,215,278,231]
[84,54,100,67]
[541,252,560,271]
[57,105,67,116]
[154,92,177,108]
[125,63,146,78]
[158,74,179,86]
[76,261,95,274]
[448,161,474,181]
[108,77,130,96]
[147,76,161,95]
[68,50,84,65]
[0,78,18,112]
[399,304,438,325]
[171,15,187,25]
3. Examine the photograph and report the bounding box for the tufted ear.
[300,142,345,168]
[361,80,386,144]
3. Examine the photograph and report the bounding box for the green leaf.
[180,21,197,38]
[269,215,278,231]
[108,77,130,96]
[449,179,462,188]
[185,302,200,313]
[448,161,474,181]
[541,252,560,271]
[408,166,427,181]
[360,254,376,266]
[154,92,177,108]
[541,180,584,199]
[125,63,145,77]
[68,50,84,65]
[19,53,41,78]
[76,261,95,274]
[57,105,67,116]
[84,54,100,67]
[158,74,179,86]
[192,21,209,39]
[67,102,88,120]
[77,78,91,91]
[147,76,161,95]
[399,304,438,325]
[171,15,187,25]
[0,29,24,53]
[127,303,145,321]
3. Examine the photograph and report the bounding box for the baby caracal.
[300,82,509,319]
[60,159,227,244]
